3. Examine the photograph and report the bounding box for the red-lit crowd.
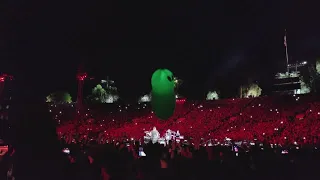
[2,95,320,180]
[57,94,320,147]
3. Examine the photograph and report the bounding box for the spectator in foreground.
[10,94,67,180]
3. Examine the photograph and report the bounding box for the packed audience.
[57,95,320,147]
[2,94,320,179]
[3,136,320,180]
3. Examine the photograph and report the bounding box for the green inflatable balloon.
[151,69,176,120]
[151,69,175,94]
[151,91,175,119]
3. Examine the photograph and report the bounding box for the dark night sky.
[1,0,320,101]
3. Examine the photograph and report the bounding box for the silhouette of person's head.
[9,90,65,180]
[10,94,58,148]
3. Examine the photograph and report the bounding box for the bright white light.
[298,76,311,94]
[245,83,262,98]
[317,60,320,73]
[138,94,151,103]
[105,94,119,103]
[206,91,219,100]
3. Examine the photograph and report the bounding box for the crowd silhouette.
[1,94,320,179]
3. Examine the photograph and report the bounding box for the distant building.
[272,61,309,95]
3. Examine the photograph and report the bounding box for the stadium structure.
[273,61,309,95]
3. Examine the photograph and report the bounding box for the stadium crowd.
[2,95,320,179]
[57,95,320,147]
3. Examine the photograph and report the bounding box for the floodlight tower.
[0,74,13,101]
[0,73,13,142]
[76,70,87,120]
[101,76,115,90]
[76,64,94,120]
[173,77,183,97]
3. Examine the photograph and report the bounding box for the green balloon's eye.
[167,76,172,81]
